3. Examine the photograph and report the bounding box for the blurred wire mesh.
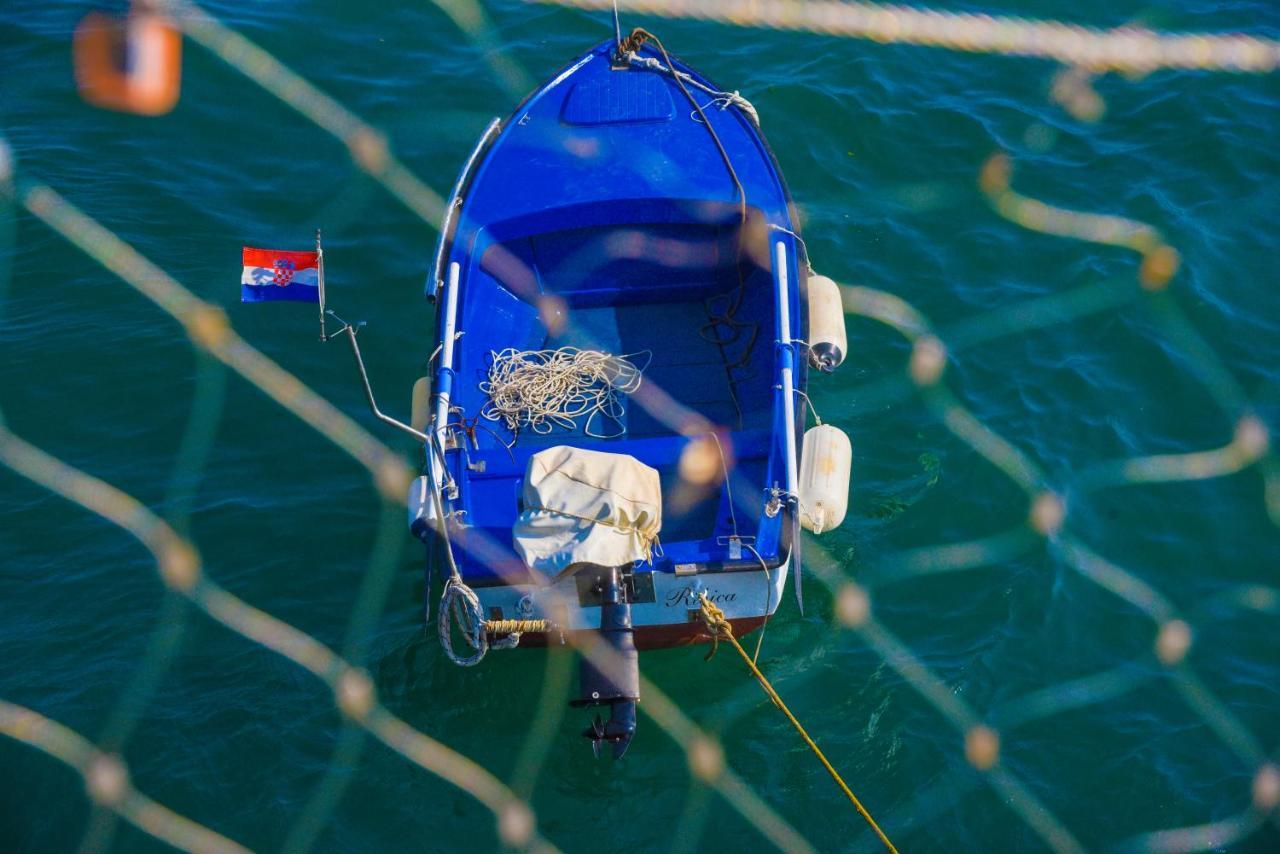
[1,0,1278,851]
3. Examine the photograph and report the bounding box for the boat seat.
[481,222,744,310]
[464,430,772,481]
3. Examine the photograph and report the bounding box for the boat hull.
[469,555,789,649]
[422,39,810,651]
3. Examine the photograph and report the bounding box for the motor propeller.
[582,705,636,759]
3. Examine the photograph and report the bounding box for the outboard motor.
[571,564,639,758]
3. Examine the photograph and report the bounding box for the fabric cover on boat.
[513,445,662,574]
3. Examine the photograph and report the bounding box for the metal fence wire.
[1,0,1278,851]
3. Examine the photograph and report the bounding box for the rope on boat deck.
[616,28,760,126]
[479,347,647,439]
[697,592,898,854]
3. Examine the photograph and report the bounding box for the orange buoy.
[74,1,182,116]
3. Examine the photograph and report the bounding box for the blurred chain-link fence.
[2,1,1278,851]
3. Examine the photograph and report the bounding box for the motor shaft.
[571,564,639,758]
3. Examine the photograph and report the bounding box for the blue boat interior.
[434,42,802,584]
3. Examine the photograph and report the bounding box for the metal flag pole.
[316,227,328,341]
[314,232,425,443]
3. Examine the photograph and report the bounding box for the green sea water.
[2,1,1279,851]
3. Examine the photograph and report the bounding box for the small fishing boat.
[406,30,852,756]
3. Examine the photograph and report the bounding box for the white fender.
[806,274,847,373]
[799,424,852,534]
[407,475,436,540]
[410,376,432,434]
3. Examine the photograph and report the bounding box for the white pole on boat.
[776,238,805,613]
[775,240,799,501]
[435,260,461,445]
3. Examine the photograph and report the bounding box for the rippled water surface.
[2,1,1279,851]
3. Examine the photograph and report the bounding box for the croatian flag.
[241,247,321,303]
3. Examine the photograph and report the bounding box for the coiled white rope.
[438,577,487,666]
[479,347,647,438]
[438,577,523,667]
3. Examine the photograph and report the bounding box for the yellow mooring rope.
[483,619,550,636]
[698,593,898,853]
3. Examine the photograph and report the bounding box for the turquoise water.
[3,1,1279,851]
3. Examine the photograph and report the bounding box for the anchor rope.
[485,619,551,635]
[479,347,647,438]
[439,578,537,666]
[427,428,527,665]
[618,28,759,126]
[706,432,773,664]
[622,28,760,428]
[438,576,490,666]
[698,592,898,853]
[627,55,760,126]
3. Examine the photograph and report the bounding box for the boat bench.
[458,429,773,556]
[462,429,772,482]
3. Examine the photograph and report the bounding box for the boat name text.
[664,586,737,608]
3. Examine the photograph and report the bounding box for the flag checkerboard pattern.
[241,246,320,302]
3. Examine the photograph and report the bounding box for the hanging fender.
[805,274,847,373]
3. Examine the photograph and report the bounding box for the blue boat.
[405,30,851,755]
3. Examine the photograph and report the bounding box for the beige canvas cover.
[513,445,662,574]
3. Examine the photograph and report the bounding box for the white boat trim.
[428,117,501,301]
[435,260,461,445]
[775,240,799,501]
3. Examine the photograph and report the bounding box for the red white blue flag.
[241,247,321,303]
